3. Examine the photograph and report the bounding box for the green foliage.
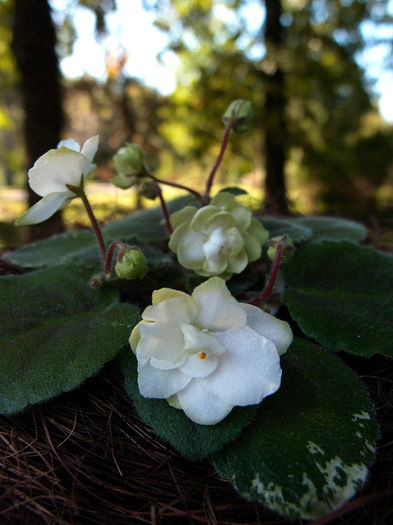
[284,241,393,357]
[0,265,139,415]
[259,217,312,244]
[289,216,368,243]
[213,338,378,519]
[120,349,257,460]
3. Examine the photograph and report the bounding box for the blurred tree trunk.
[12,0,65,239]
[263,0,289,214]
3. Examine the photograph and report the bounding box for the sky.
[50,0,393,122]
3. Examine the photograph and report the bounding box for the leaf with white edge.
[213,338,378,520]
[291,216,367,243]
[0,265,139,414]
[120,349,257,460]
[259,217,312,244]
[284,241,393,357]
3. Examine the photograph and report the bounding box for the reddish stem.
[151,175,203,203]
[252,244,283,305]
[204,122,233,201]
[155,183,173,234]
[105,241,126,275]
[80,189,106,266]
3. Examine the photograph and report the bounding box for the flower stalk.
[204,122,232,202]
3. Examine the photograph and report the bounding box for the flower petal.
[57,138,80,151]
[81,135,99,165]
[202,326,282,406]
[169,206,197,230]
[138,321,186,368]
[242,303,293,355]
[15,192,70,226]
[28,149,90,196]
[176,379,233,425]
[138,362,191,399]
[179,351,219,378]
[192,277,247,331]
[143,297,196,325]
[178,237,206,270]
[181,324,226,355]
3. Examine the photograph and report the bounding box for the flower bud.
[112,143,148,189]
[139,181,160,200]
[222,99,253,134]
[115,249,148,280]
[267,235,295,263]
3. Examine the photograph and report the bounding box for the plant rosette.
[168,192,268,279]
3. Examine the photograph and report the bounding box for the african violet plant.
[1,99,392,520]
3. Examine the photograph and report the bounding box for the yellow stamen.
[198,352,207,360]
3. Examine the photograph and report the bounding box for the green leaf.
[284,241,393,357]
[5,197,191,269]
[120,349,257,460]
[213,338,378,520]
[0,265,139,414]
[217,186,248,196]
[291,216,367,243]
[3,230,97,268]
[103,195,196,242]
[259,217,312,243]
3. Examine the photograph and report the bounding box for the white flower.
[15,136,99,226]
[168,192,268,279]
[130,277,293,425]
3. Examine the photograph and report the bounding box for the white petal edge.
[138,362,191,399]
[15,192,70,225]
[242,303,293,355]
[28,149,90,196]
[201,326,282,407]
[176,379,233,425]
[192,277,247,331]
[81,135,99,165]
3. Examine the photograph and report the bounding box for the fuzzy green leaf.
[291,216,367,243]
[259,217,312,243]
[0,265,139,414]
[213,338,378,520]
[120,349,257,460]
[284,241,393,357]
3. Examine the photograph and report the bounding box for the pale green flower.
[168,192,268,279]
[130,277,293,425]
[15,136,99,226]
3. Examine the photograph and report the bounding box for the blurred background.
[1,0,393,246]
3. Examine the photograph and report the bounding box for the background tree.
[12,0,65,238]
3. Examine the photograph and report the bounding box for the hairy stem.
[80,189,106,266]
[204,122,233,201]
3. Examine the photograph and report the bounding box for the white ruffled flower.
[15,136,99,226]
[130,277,293,425]
[168,192,268,279]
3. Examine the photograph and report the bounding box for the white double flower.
[130,277,293,425]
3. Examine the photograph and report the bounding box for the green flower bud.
[139,181,160,200]
[222,99,253,134]
[115,249,148,280]
[112,143,148,189]
[168,192,268,279]
[267,235,295,263]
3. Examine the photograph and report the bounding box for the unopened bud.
[267,235,295,263]
[115,249,148,280]
[112,143,148,189]
[222,99,253,134]
[139,181,160,200]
